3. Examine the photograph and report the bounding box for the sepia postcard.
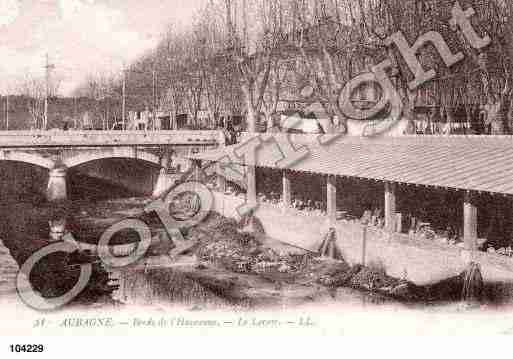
[2,0,513,354]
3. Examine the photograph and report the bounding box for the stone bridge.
[0,130,224,201]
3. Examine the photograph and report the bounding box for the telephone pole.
[44,53,55,130]
[152,69,156,131]
[122,65,126,130]
[73,97,77,129]
[5,94,9,130]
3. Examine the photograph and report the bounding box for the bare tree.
[18,74,46,130]
[506,1,513,63]
[224,0,287,132]
[74,71,118,129]
[261,56,289,128]
[156,28,204,128]
[451,0,512,134]
[219,62,245,122]
[202,58,226,128]
[154,28,188,128]
[288,0,397,134]
[380,0,425,133]
[195,2,228,128]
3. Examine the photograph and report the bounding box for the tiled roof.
[186,134,513,195]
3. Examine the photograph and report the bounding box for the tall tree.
[224,0,287,132]
[452,0,512,134]
[155,27,189,127]
[19,74,45,130]
[18,72,61,130]
[288,0,397,134]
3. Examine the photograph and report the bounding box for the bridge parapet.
[0,130,224,202]
[0,130,223,148]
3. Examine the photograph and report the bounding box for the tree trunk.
[487,102,508,135]
[505,4,513,65]
[400,89,418,134]
[246,104,258,133]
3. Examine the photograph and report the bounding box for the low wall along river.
[212,192,513,285]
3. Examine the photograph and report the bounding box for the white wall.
[212,192,513,285]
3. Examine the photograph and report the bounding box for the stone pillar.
[385,182,397,231]
[246,165,257,207]
[218,129,226,148]
[153,167,176,198]
[216,131,226,192]
[46,167,67,202]
[396,213,403,233]
[464,191,478,251]
[153,154,176,198]
[282,170,292,213]
[326,175,337,224]
[216,162,226,193]
[194,160,203,181]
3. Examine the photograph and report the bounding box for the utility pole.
[6,94,9,130]
[152,69,156,131]
[122,65,126,131]
[73,97,77,129]
[44,53,55,130]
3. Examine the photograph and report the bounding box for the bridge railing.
[0,130,225,148]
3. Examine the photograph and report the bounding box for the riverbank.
[169,213,493,307]
[1,194,510,313]
[0,201,119,307]
[67,200,401,309]
[74,204,502,309]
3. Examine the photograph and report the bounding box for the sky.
[0,0,204,95]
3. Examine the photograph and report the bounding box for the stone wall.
[211,192,513,285]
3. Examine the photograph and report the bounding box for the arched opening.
[0,161,51,281]
[0,161,49,205]
[68,157,161,201]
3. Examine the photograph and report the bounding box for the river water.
[0,241,19,296]
[0,166,407,312]
[2,183,513,337]
[0,168,440,312]
[0,197,400,315]
[4,192,508,335]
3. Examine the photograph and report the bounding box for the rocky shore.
[182,213,477,306]
[95,207,488,308]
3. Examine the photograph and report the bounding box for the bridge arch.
[0,151,54,169]
[63,149,162,169]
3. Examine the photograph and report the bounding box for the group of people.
[219,122,240,145]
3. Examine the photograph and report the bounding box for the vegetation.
[74,0,512,134]
[7,1,512,132]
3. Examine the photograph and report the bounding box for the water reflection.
[0,172,405,312]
